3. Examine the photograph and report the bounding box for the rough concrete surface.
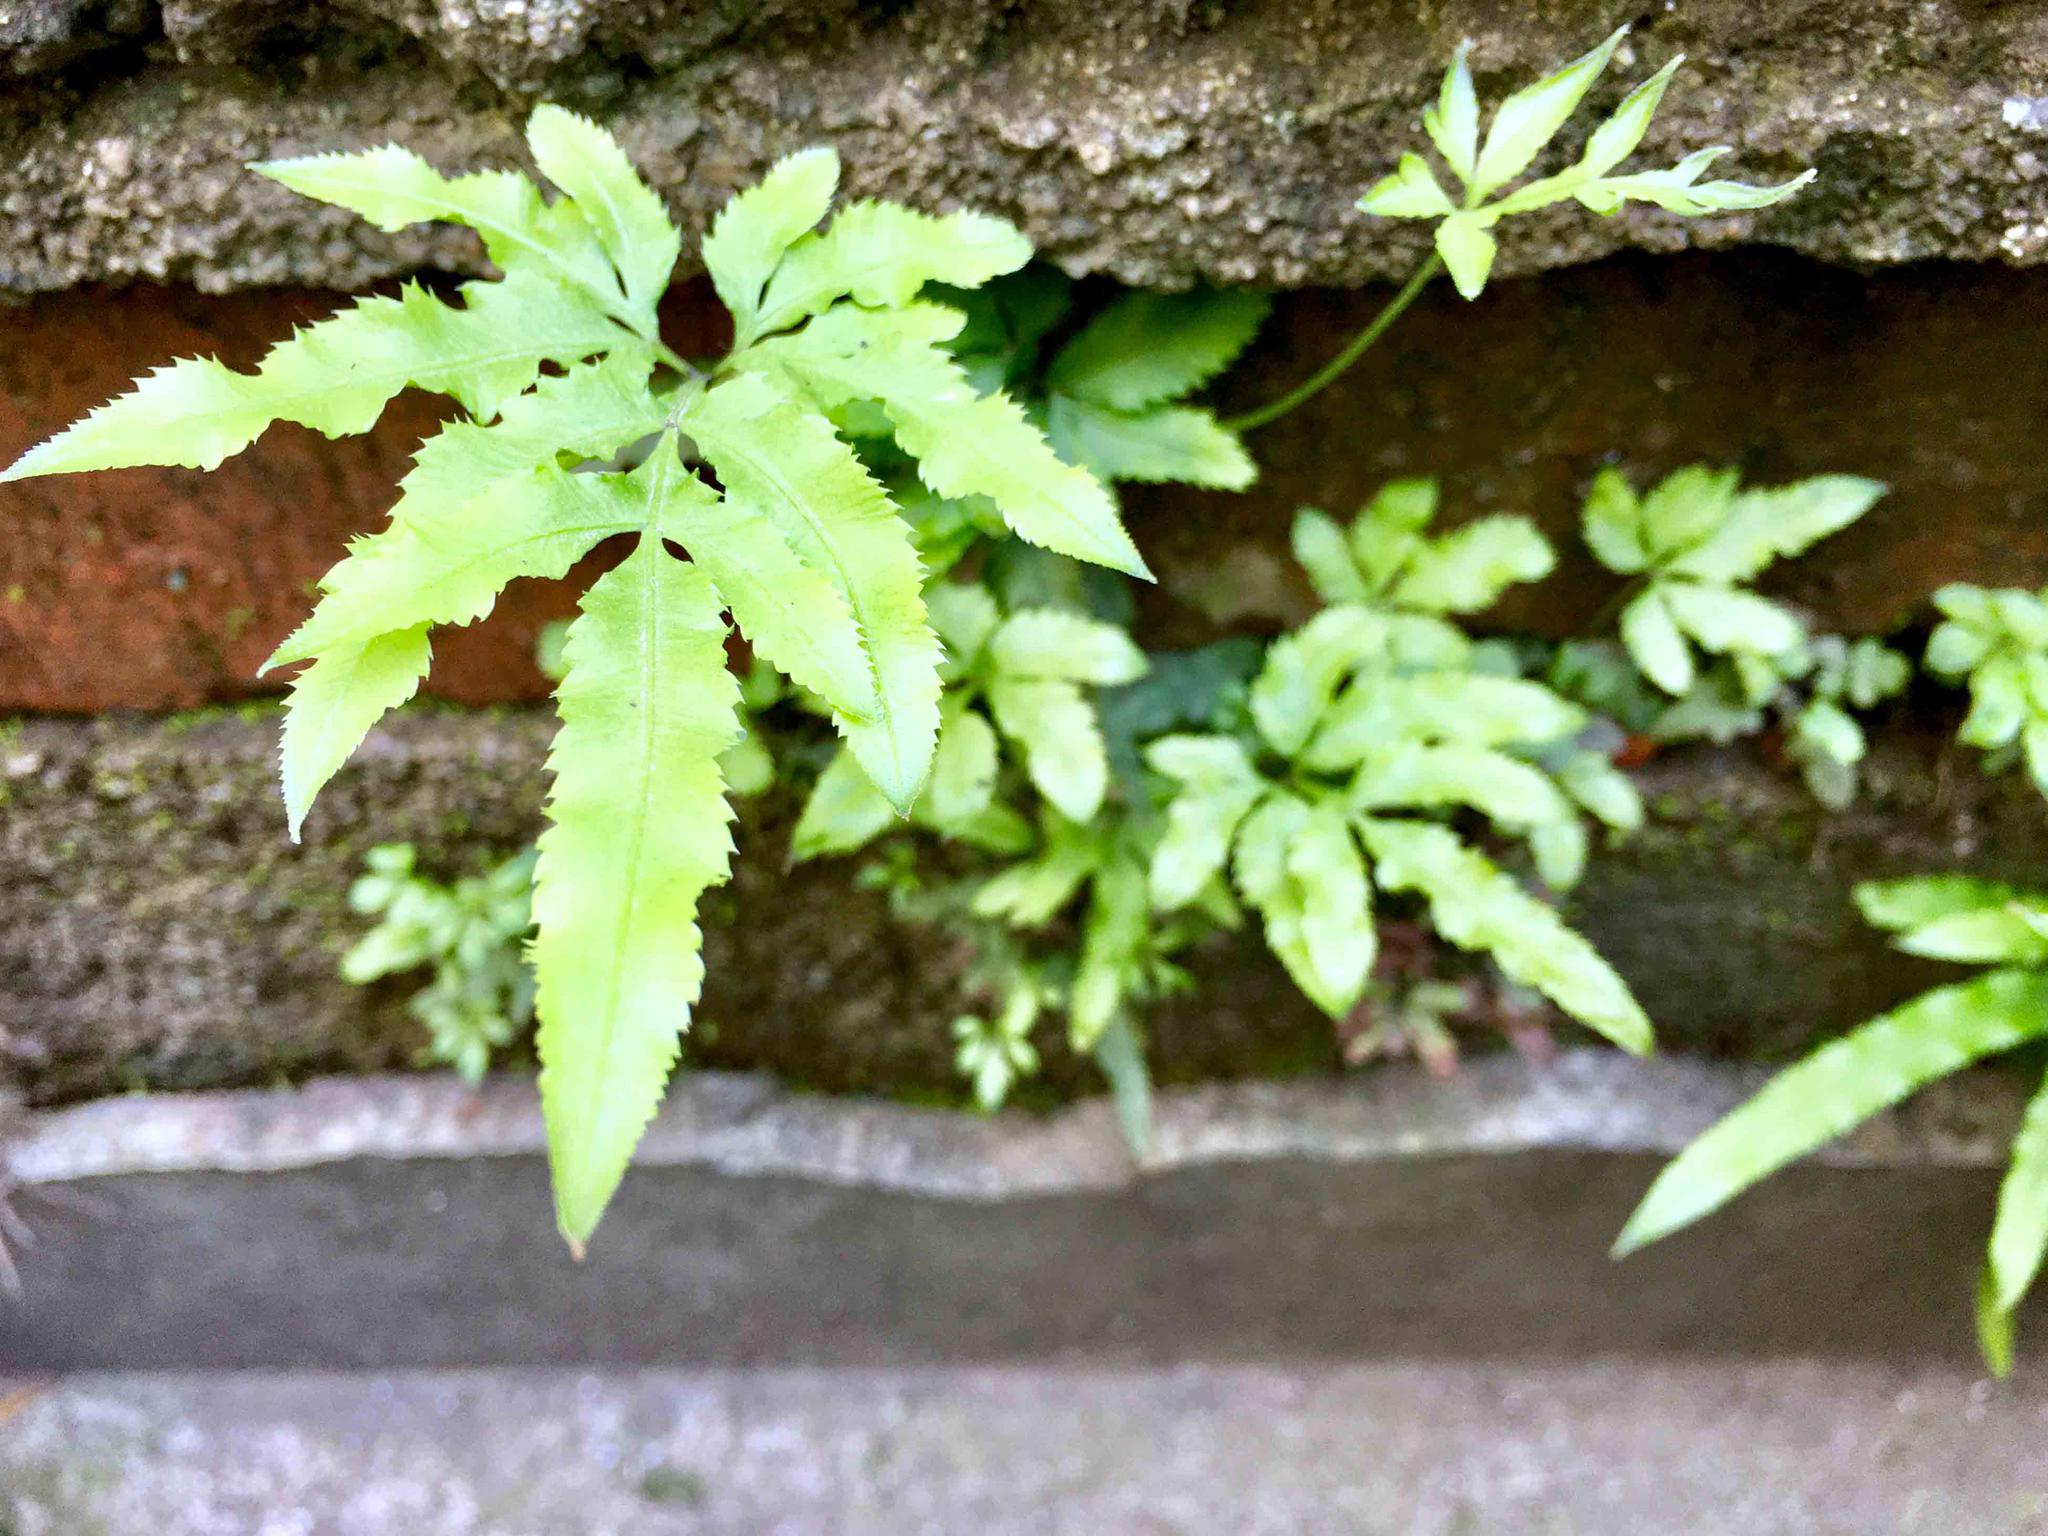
[7,708,2047,1105]
[5,1362,2047,1535]
[2,1062,2038,1370]
[2,2,2047,295]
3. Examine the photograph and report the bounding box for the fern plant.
[1230,28,1813,430]
[1565,464,1903,804]
[793,581,1145,856]
[1924,583,2048,798]
[1619,876,2048,1373]
[3,109,1149,1249]
[342,843,537,1082]
[859,269,1266,575]
[1147,483,1651,1047]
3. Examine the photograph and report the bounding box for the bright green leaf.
[1616,969,2048,1255]
[532,544,742,1250]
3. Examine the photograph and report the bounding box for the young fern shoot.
[4,110,1148,1249]
[1231,29,1814,431]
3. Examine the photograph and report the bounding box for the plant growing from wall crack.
[1228,27,1813,432]
[3,111,1149,1251]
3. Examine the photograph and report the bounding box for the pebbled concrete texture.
[1,2,2047,295]
[4,1363,2047,1535]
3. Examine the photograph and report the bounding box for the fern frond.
[1347,742,1574,831]
[268,455,665,667]
[753,304,1150,578]
[988,677,1110,823]
[748,199,1031,343]
[791,747,899,860]
[1303,673,1586,771]
[532,542,742,1251]
[256,145,634,329]
[925,697,1001,829]
[1070,857,1150,1048]
[1990,1070,2048,1323]
[700,147,841,342]
[267,353,671,823]
[1360,817,1651,1053]
[1615,969,2048,1255]
[523,105,682,325]
[3,274,619,480]
[684,371,940,809]
[1045,397,1255,490]
[1047,290,1270,412]
[278,627,432,840]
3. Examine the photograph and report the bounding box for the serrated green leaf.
[1791,698,1864,768]
[255,146,629,327]
[278,626,432,840]
[988,676,1109,822]
[1592,163,1816,216]
[1581,468,1648,574]
[1071,857,1150,1048]
[700,147,841,340]
[924,698,999,829]
[1658,582,1804,658]
[1434,213,1499,300]
[1360,816,1652,1054]
[1578,55,1685,177]
[533,543,742,1250]
[972,817,1102,925]
[1855,875,2038,934]
[1286,804,1376,1015]
[1557,751,1644,832]
[1423,42,1479,183]
[791,747,900,860]
[1357,152,1457,219]
[684,371,940,810]
[1250,606,1389,758]
[1639,465,1739,559]
[637,469,868,730]
[1926,621,1994,679]
[1348,742,1573,830]
[269,455,667,668]
[524,104,682,325]
[1891,908,2048,966]
[988,608,1147,687]
[1046,397,1255,490]
[1092,1014,1154,1156]
[1960,655,2028,749]
[1389,514,1555,614]
[925,580,1002,671]
[1665,475,1886,584]
[749,199,1031,342]
[1230,793,1347,1016]
[1990,1070,2048,1316]
[1304,672,1586,771]
[1529,815,1589,891]
[1292,508,1371,606]
[1619,588,1695,695]
[1472,27,1625,196]
[1148,737,1266,910]
[4,274,618,480]
[757,304,1150,578]
[1047,289,1270,411]
[1616,969,2048,1255]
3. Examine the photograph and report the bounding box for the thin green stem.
[1223,254,1444,434]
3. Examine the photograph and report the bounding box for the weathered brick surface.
[6,252,2045,711]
